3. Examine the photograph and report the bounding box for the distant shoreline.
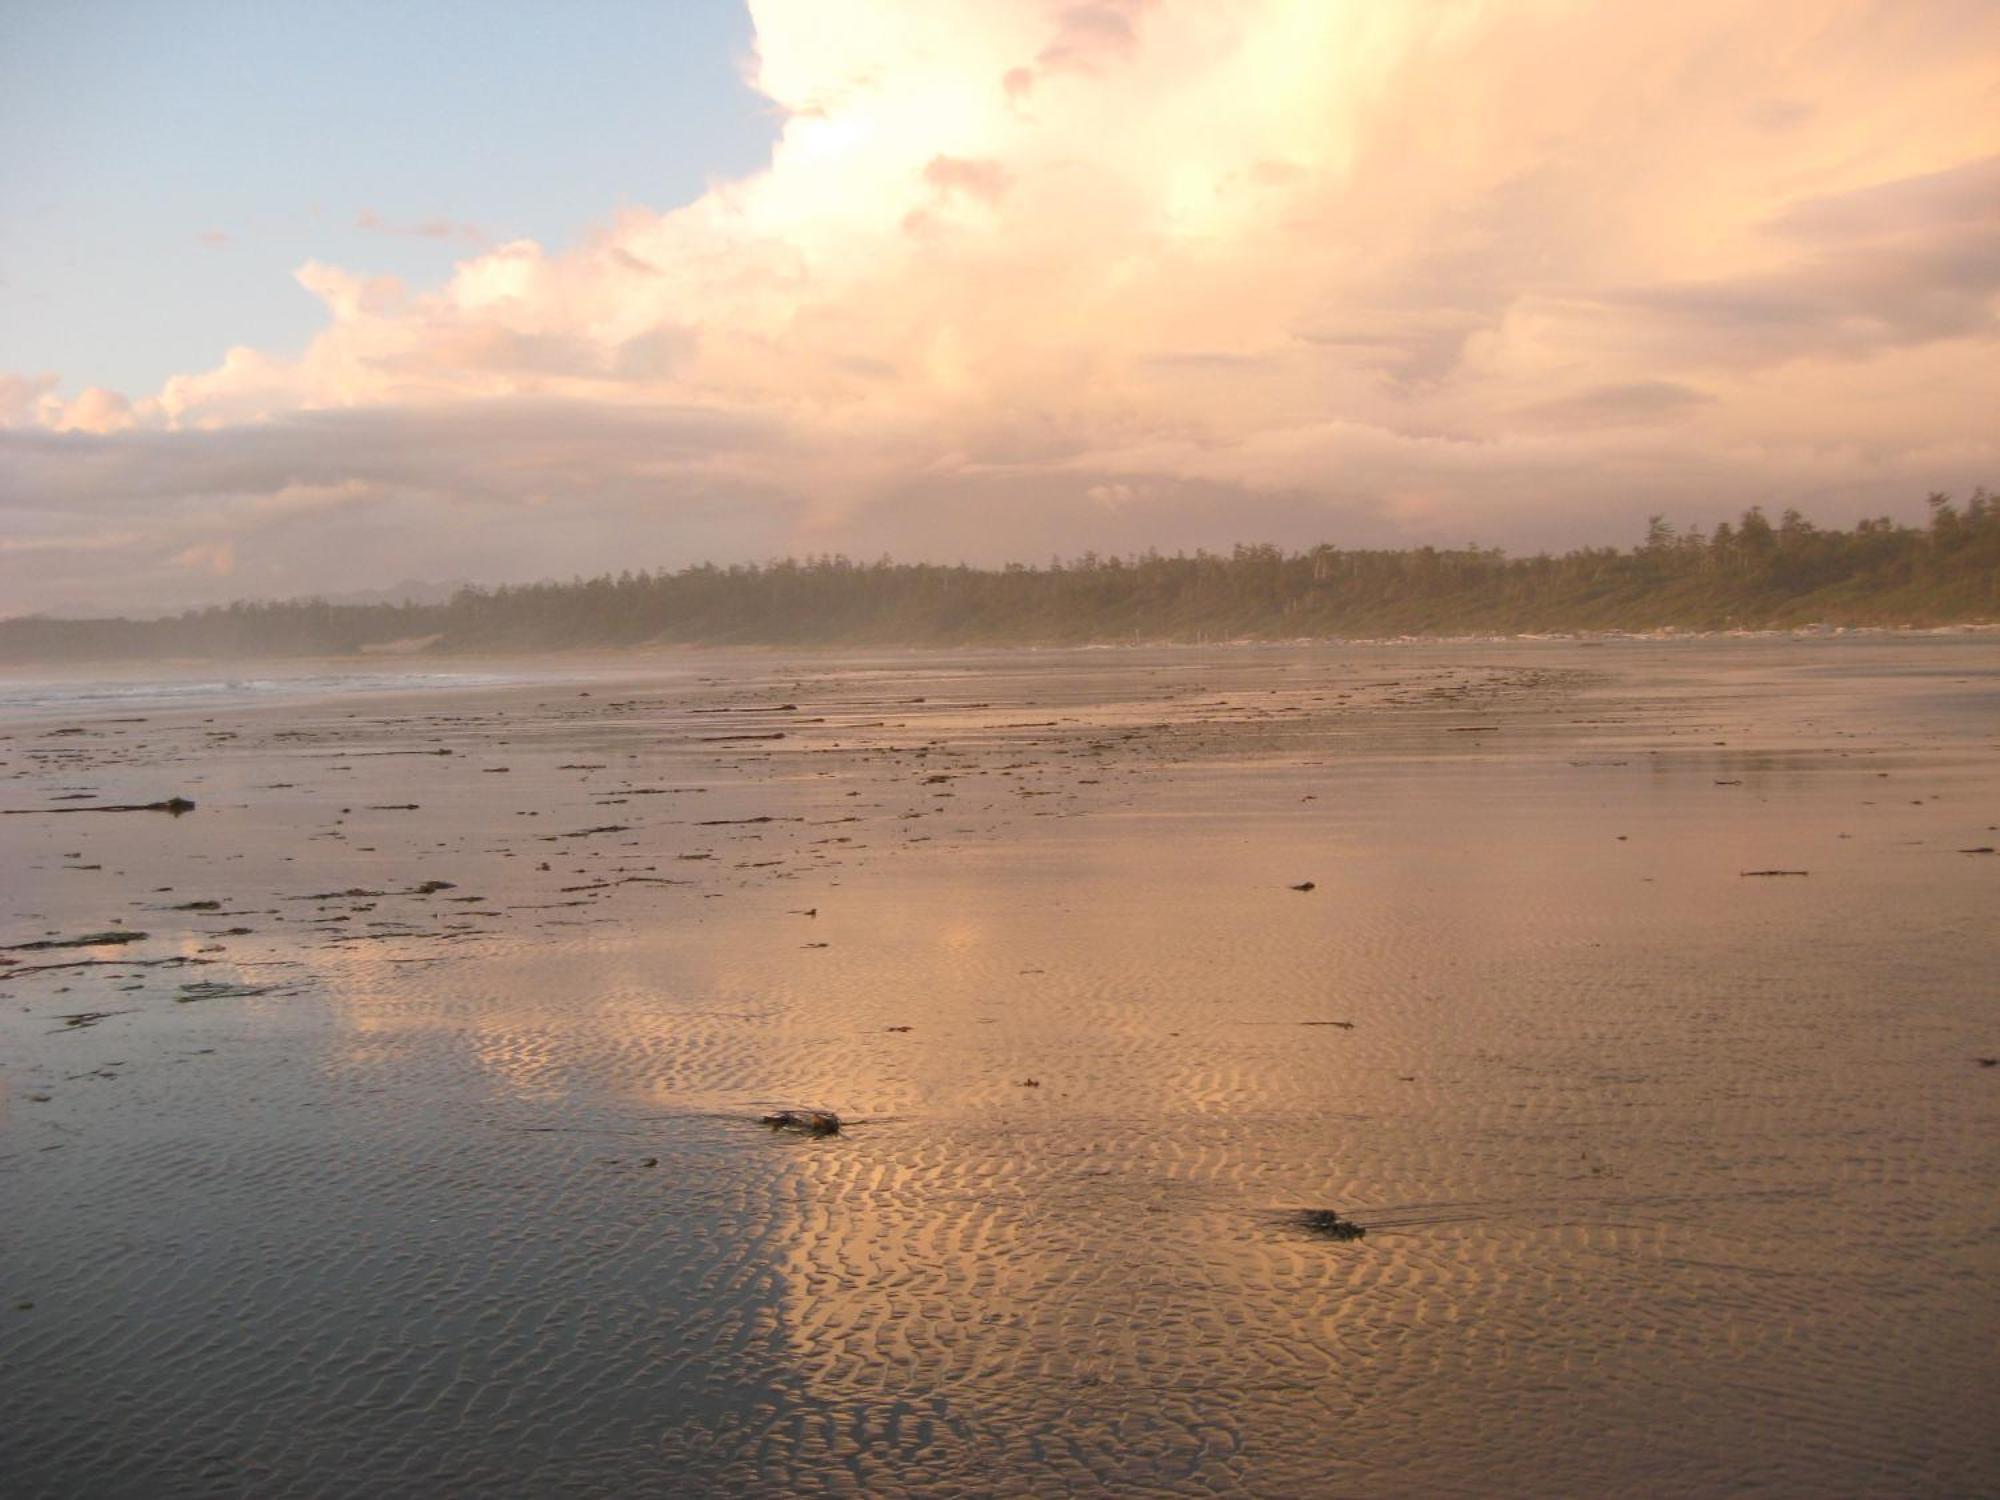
[5,498,1994,663]
[2,621,1996,682]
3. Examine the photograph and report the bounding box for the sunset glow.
[4,1,1997,610]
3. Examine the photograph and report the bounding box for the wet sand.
[2,638,1995,1497]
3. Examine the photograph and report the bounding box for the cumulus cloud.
[0,373,60,429]
[49,387,137,435]
[5,0,2000,613]
[921,155,1013,204]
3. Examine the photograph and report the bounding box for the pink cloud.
[922,155,1012,204]
[172,538,236,576]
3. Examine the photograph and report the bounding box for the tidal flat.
[2,638,1995,1497]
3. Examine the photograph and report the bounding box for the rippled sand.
[2,639,1995,1497]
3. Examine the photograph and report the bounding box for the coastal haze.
[2,639,1996,1495]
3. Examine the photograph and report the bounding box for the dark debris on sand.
[1,930,147,953]
[2,796,195,816]
[760,1108,841,1136]
[1294,1209,1367,1241]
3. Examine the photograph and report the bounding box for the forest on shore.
[4,493,1995,662]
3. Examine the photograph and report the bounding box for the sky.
[2,0,1997,615]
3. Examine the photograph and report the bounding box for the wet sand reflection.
[2,638,1995,1495]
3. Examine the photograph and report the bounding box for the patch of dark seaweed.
[1,796,195,816]
[2,931,147,953]
[176,979,289,1003]
[1292,1209,1367,1241]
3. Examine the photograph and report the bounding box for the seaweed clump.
[761,1109,841,1137]
[1296,1209,1366,1241]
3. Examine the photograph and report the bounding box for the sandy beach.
[2,637,1995,1497]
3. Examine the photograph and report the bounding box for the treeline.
[4,493,1996,662]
